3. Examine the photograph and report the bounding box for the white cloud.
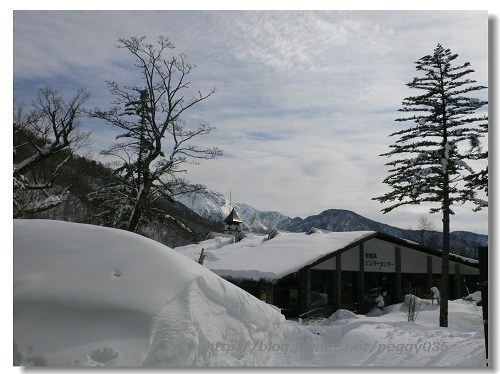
[12,10,489,234]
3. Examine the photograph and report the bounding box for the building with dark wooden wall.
[175,227,479,319]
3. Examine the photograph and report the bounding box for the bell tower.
[223,208,243,235]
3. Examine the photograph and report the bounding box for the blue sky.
[9,7,491,234]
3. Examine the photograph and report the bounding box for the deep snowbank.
[13,219,315,367]
[12,219,487,367]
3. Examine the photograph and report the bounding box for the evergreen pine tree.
[373,44,488,327]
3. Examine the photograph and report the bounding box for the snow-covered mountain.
[176,189,233,224]
[177,189,487,258]
[285,209,487,258]
[176,190,291,232]
[285,209,404,236]
[236,202,292,232]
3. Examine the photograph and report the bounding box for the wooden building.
[273,231,479,318]
[175,228,480,319]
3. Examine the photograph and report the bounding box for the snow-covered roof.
[176,229,480,280]
[306,227,332,235]
[174,231,376,280]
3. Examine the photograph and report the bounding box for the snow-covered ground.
[13,219,486,367]
[303,299,486,367]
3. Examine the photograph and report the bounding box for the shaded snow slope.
[13,219,316,367]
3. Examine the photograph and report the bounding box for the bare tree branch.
[89,36,222,231]
[13,87,90,218]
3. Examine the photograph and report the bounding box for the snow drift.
[13,219,315,367]
[12,219,487,367]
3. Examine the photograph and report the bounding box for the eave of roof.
[302,231,479,274]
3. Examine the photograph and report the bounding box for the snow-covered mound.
[399,294,440,313]
[13,219,315,367]
[463,291,481,302]
[323,309,360,324]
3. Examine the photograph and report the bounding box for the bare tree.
[417,215,437,247]
[89,36,222,232]
[13,87,90,218]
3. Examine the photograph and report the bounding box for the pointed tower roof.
[223,208,243,224]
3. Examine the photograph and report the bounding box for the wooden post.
[298,268,311,314]
[306,269,311,311]
[265,283,274,304]
[395,247,402,302]
[454,263,461,299]
[358,243,365,312]
[426,256,433,293]
[335,254,342,310]
[198,248,205,265]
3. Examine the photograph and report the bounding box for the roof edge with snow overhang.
[175,230,479,282]
[299,231,479,276]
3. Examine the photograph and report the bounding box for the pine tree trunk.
[440,194,450,327]
[438,66,450,328]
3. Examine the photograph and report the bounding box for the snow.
[431,287,440,300]
[375,295,385,308]
[175,231,376,280]
[444,142,452,159]
[463,291,481,302]
[34,195,65,210]
[13,219,487,367]
[304,298,486,367]
[13,147,51,172]
[13,219,315,367]
[165,214,192,233]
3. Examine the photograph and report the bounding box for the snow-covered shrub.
[375,295,385,310]
[430,287,440,305]
[369,287,385,311]
[463,291,481,303]
[401,294,429,322]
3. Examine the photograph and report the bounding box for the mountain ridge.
[177,189,487,259]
